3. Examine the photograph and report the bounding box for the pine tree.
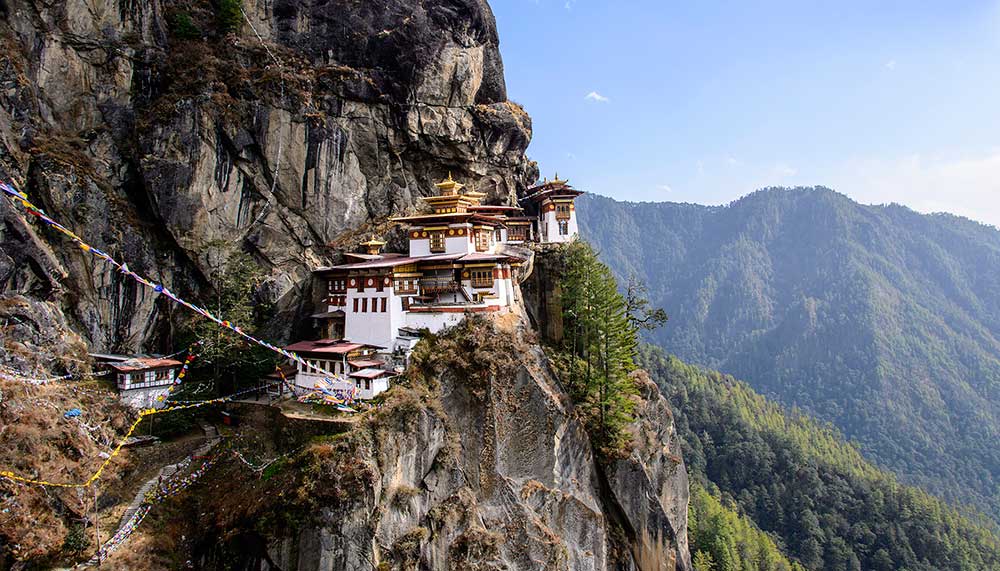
[189,248,273,394]
[557,241,643,455]
[693,550,716,571]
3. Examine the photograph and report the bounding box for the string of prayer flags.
[0,381,283,488]
[295,377,359,406]
[0,366,74,385]
[155,342,201,403]
[90,455,219,563]
[0,182,337,380]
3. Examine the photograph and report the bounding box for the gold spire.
[435,172,464,196]
[465,181,487,200]
[360,235,386,256]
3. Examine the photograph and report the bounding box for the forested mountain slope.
[643,347,1000,571]
[578,188,1000,520]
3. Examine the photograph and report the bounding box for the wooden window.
[475,231,489,252]
[353,298,359,313]
[362,298,368,313]
[471,269,493,288]
[380,297,387,312]
[429,231,445,253]
[556,203,571,219]
[558,220,569,235]
[509,225,526,241]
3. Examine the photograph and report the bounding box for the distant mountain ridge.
[578,187,1000,520]
[643,346,1000,571]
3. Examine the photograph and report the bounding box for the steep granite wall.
[0,0,536,352]
[159,320,690,571]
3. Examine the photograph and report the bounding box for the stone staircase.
[116,424,219,528]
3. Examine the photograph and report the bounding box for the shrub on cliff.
[216,0,242,33]
[406,316,517,399]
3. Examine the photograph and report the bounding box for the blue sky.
[491,0,1000,227]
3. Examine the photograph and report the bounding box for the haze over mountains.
[578,187,1000,521]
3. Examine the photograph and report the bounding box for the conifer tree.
[557,241,652,454]
[188,247,273,394]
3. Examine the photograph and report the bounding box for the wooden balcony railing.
[420,278,461,293]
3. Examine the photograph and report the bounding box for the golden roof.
[464,181,487,201]
[360,235,386,247]
[434,172,464,195]
[550,173,568,185]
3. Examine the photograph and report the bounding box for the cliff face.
[163,320,690,571]
[1,2,693,569]
[0,0,536,352]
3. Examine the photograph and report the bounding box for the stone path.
[116,424,219,528]
[76,424,222,567]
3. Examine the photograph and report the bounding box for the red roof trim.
[283,340,376,354]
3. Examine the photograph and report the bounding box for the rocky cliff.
[0,2,693,569]
[0,0,536,352]
[127,319,690,571]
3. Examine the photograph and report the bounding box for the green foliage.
[142,407,201,439]
[554,241,643,456]
[625,274,668,331]
[216,0,243,34]
[260,456,289,481]
[185,247,274,394]
[689,483,806,571]
[578,188,1000,521]
[642,346,1000,571]
[169,12,201,39]
[693,549,716,571]
[61,524,90,554]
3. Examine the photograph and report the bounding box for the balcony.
[419,278,461,293]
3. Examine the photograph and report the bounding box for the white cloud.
[829,150,1000,228]
[772,163,797,177]
[585,91,610,103]
[885,59,897,70]
[564,0,576,10]
[566,152,577,160]
[657,184,673,193]
[726,156,742,167]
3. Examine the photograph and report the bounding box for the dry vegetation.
[406,316,518,400]
[0,365,132,564]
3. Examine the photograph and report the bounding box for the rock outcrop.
[166,319,690,571]
[1,2,694,569]
[0,0,536,352]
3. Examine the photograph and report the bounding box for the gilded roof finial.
[435,172,464,195]
[360,235,386,255]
